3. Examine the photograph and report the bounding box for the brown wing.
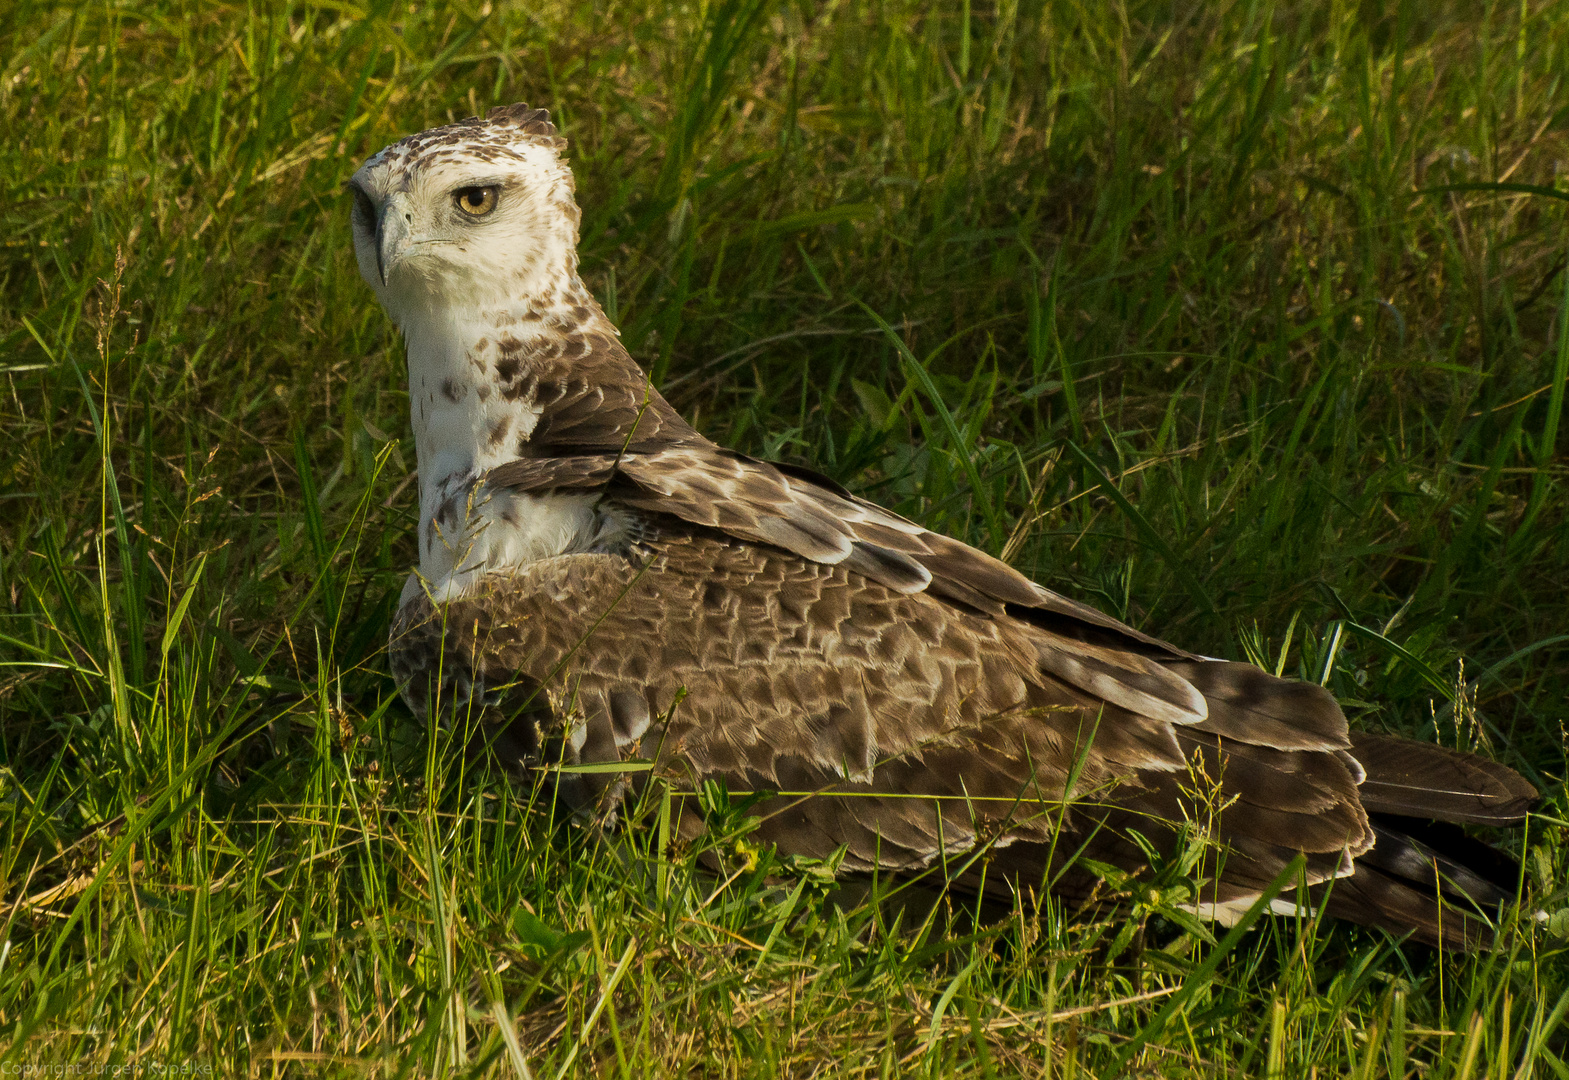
[471,446,1536,948]
[390,535,1375,918]
[485,446,1211,728]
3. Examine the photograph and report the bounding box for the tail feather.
[1351,733,1536,824]
[1319,740,1539,949]
[1357,822,1514,910]
[1315,862,1499,950]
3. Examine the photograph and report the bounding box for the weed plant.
[1,0,1568,1075]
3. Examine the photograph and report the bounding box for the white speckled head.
[348,105,581,322]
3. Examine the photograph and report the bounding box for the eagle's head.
[348,104,581,321]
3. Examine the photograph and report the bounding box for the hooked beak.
[375,194,412,287]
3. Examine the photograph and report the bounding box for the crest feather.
[482,102,567,149]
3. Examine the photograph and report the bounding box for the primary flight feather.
[350,104,1536,948]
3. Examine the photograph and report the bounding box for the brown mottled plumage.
[352,105,1537,949]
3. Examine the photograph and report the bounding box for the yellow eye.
[453,185,499,217]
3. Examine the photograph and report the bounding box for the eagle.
[348,103,1536,949]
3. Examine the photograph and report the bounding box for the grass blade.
[1063,440,1215,615]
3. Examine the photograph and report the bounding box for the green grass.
[2,0,1569,1073]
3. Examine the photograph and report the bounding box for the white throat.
[396,279,629,602]
[401,302,540,519]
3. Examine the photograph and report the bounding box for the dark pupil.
[465,190,483,207]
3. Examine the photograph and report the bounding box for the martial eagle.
[347,104,1536,948]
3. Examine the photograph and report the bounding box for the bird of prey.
[349,104,1536,948]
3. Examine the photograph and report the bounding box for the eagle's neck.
[399,274,617,517]
[397,273,690,599]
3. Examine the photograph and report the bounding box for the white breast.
[416,479,632,602]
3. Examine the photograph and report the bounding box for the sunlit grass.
[2,0,1568,1074]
